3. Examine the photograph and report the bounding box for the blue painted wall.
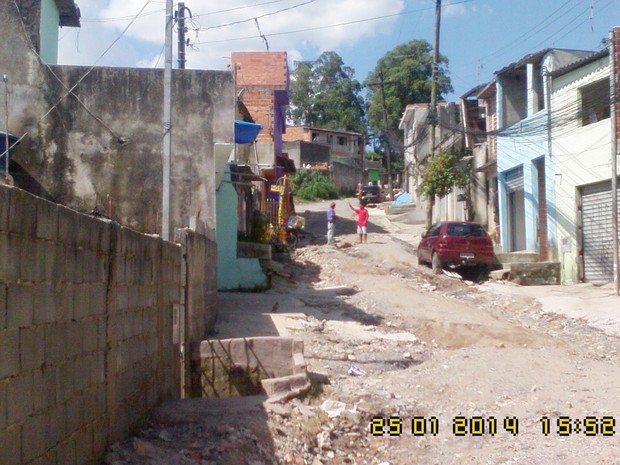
[496,110,558,254]
[40,0,60,64]
[216,165,268,291]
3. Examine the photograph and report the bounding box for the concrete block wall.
[0,184,182,465]
[331,161,363,195]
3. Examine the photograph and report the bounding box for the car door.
[418,223,441,262]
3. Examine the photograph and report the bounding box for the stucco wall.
[216,166,268,291]
[497,112,555,253]
[551,57,611,284]
[1,1,234,234]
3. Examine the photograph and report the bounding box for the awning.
[235,120,263,144]
[230,164,265,183]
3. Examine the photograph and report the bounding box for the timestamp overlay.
[369,414,617,438]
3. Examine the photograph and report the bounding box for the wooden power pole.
[378,70,393,199]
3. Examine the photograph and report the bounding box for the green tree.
[365,39,452,152]
[289,52,366,134]
[418,150,468,199]
[291,170,338,201]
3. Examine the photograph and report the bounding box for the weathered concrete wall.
[283,141,330,168]
[331,161,362,196]
[0,184,183,465]
[1,1,234,234]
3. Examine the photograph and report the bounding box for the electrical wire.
[192,0,475,45]
[7,0,154,153]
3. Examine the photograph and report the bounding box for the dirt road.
[104,198,620,465]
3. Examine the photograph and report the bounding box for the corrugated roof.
[549,48,608,77]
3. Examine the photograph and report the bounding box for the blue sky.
[58,0,620,101]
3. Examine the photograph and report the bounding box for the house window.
[337,136,347,146]
[580,78,610,126]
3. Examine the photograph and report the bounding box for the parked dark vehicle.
[360,184,382,204]
[417,221,495,278]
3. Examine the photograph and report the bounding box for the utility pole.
[176,3,192,69]
[426,0,441,228]
[378,69,393,199]
[162,0,173,240]
[609,29,619,295]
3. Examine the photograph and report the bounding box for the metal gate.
[504,166,525,251]
[580,180,620,284]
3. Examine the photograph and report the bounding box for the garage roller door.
[505,166,523,192]
[581,181,620,284]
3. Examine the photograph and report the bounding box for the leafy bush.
[238,211,270,243]
[418,150,469,198]
[291,170,338,201]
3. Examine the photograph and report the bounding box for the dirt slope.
[103,198,620,465]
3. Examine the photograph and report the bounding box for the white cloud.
[59,0,407,71]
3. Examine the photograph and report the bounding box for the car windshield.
[446,223,486,237]
[363,186,379,193]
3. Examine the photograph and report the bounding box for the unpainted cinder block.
[57,206,80,248]
[21,411,49,463]
[7,371,34,425]
[74,423,94,465]
[32,368,55,415]
[0,328,19,380]
[7,283,34,328]
[9,188,37,236]
[36,198,59,242]
[0,424,21,465]
[0,283,6,330]
[0,185,10,232]
[0,232,20,283]
[34,283,57,325]
[20,326,45,372]
[65,392,85,435]
[92,418,108,461]
[0,379,7,429]
[55,360,75,405]
[45,323,68,366]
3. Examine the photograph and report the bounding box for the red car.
[417,221,495,277]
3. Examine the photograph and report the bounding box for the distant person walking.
[326,201,337,245]
[349,201,369,244]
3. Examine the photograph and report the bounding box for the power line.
[193,0,475,44]
[7,0,153,153]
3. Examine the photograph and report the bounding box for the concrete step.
[490,262,561,285]
[495,251,540,265]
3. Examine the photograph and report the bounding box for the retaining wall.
[0,184,191,465]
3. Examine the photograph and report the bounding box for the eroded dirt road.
[104,199,620,465]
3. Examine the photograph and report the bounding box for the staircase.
[491,250,561,285]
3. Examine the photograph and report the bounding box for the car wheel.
[431,252,443,274]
